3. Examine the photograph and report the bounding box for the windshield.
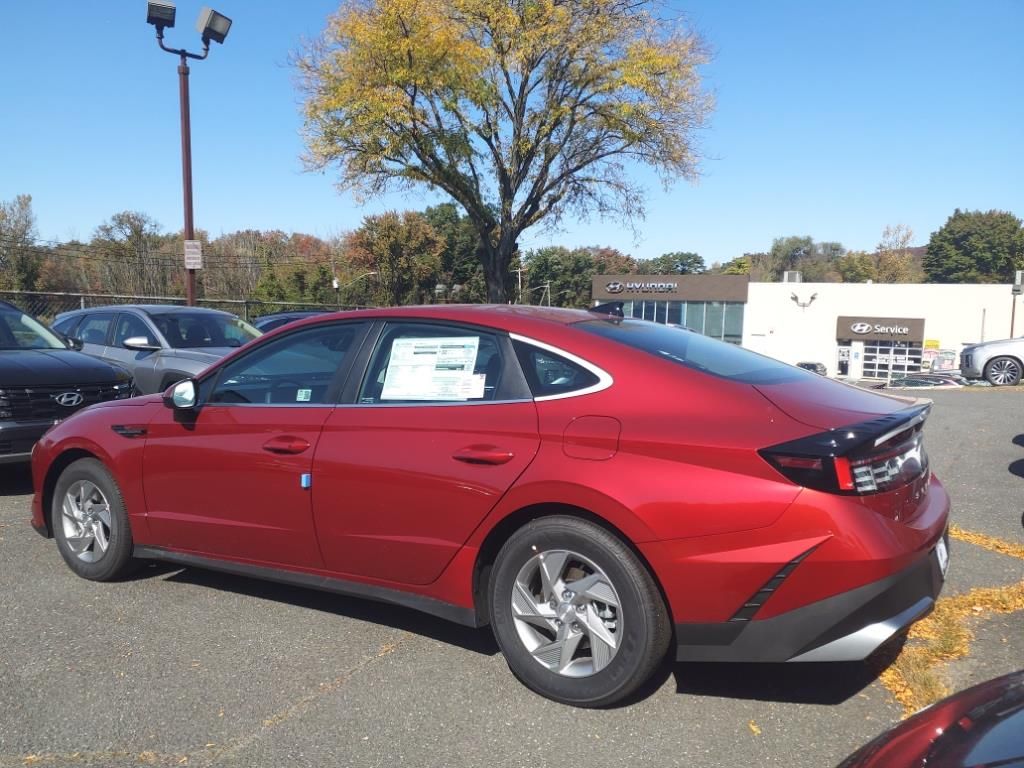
[150,312,261,349]
[0,308,67,350]
[577,318,815,385]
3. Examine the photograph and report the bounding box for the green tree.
[836,251,876,283]
[422,203,487,302]
[637,251,704,274]
[522,245,635,307]
[297,0,712,302]
[0,194,41,290]
[923,209,1024,283]
[91,211,178,296]
[345,211,444,305]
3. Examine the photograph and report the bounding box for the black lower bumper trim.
[675,541,946,663]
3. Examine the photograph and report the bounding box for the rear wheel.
[488,516,670,707]
[52,458,136,581]
[984,356,1022,386]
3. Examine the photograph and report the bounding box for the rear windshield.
[150,312,260,349]
[577,319,813,385]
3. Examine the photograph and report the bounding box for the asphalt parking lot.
[1,389,1022,768]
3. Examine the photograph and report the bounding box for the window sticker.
[381,336,485,400]
[296,388,312,402]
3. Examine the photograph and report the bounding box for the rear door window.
[358,323,505,404]
[52,315,80,337]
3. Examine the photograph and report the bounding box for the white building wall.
[742,282,1019,373]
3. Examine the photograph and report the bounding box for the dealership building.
[592,275,1020,379]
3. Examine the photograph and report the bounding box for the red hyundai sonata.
[30,305,950,706]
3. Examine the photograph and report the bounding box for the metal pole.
[178,53,196,306]
[1012,295,1017,338]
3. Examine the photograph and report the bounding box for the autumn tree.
[874,224,923,283]
[344,211,444,305]
[924,209,1024,283]
[0,194,41,290]
[297,0,712,302]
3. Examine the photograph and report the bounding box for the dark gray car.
[53,305,261,394]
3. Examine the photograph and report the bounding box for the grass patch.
[877,527,1024,716]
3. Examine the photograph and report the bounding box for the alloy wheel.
[60,480,112,563]
[987,358,1022,386]
[510,549,622,677]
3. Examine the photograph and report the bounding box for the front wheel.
[488,516,670,707]
[984,356,1022,386]
[52,458,136,581]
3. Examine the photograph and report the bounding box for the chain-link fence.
[0,290,369,324]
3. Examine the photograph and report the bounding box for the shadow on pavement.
[158,565,501,656]
[1009,459,1024,479]
[0,464,33,496]
[1012,434,1024,449]
[672,640,904,705]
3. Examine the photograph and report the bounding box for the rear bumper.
[675,533,947,662]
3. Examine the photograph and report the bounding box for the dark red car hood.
[754,377,918,430]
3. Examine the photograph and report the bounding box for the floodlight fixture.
[146,1,176,29]
[196,7,232,44]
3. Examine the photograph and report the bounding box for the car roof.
[63,304,234,317]
[275,304,601,335]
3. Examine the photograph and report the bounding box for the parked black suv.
[0,301,133,463]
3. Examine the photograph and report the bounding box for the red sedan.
[30,305,950,706]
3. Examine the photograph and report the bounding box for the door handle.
[453,445,515,465]
[262,436,311,455]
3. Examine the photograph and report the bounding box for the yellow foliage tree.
[297,0,712,302]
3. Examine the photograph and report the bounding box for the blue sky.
[1,1,1021,266]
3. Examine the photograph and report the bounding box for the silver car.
[52,305,261,394]
[960,337,1024,386]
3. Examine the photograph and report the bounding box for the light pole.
[147,2,232,306]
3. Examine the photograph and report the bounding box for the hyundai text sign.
[592,274,749,302]
[837,316,924,342]
[605,280,678,294]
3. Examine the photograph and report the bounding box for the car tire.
[488,516,670,707]
[52,458,136,581]
[984,356,1022,387]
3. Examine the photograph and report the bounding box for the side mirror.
[123,336,161,351]
[63,334,84,351]
[164,379,197,410]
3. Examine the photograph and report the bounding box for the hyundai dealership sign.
[837,316,924,341]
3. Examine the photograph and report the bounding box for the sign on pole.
[184,240,203,270]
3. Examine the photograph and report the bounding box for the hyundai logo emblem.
[53,392,84,407]
[850,322,873,335]
[605,281,624,294]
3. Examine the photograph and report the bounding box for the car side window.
[512,340,600,398]
[77,313,114,345]
[209,323,365,405]
[52,316,80,337]
[358,323,503,404]
[114,314,156,346]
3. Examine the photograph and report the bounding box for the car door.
[311,321,540,585]
[142,321,370,567]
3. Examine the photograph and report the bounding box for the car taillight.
[760,405,930,495]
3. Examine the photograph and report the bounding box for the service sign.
[836,316,925,342]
